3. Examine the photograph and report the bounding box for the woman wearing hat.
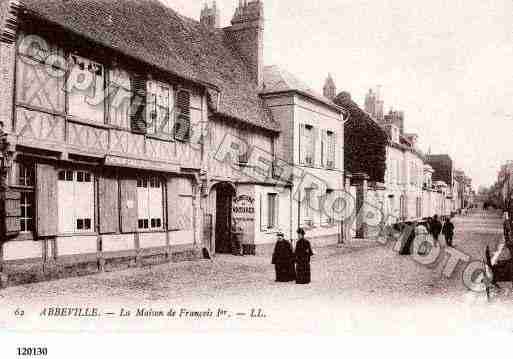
[295,228,314,284]
[271,232,295,282]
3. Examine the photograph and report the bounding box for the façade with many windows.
[1,19,204,261]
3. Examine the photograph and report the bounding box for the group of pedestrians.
[271,228,314,285]
[427,214,455,247]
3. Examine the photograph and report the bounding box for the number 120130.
[17,347,47,356]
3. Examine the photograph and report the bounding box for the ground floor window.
[137,176,163,231]
[12,162,36,234]
[58,169,94,233]
[303,188,313,226]
[20,192,34,233]
[267,193,278,229]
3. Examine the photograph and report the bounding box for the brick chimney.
[200,1,220,28]
[225,0,264,87]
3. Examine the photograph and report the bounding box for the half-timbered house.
[0,0,288,281]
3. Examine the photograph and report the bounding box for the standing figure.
[503,213,513,262]
[503,212,511,242]
[271,232,295,282]
[442,217,455,247]
[295,228,314,285]
[431,215,443,246]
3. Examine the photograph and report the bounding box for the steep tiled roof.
[262,65,344,113]
[15,0,279,132]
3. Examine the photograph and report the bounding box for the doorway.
[214,183,236,254]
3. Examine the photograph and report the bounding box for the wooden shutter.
[260,194,267,231]
[174,90,191,141]
[120,177,137,233]
[299,124,305,164]
[99,173,120,234]
[4,190,21,236]
[312,126,319,167]
[178,196,194,230]
[321,130,327,167]
[167,177,179,230]
[36,163,58,237]
[130,74,147,133]
[168,178,193,231]
[331,131,337,169]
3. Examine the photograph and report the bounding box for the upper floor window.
[109,66,132,129]
[16,33,65,113]
[174,90,191,141]
[147,80,173,137]
[321,130,336,169]
[238,129,252,164]
[68,54,105,124]
[300,124,315,166]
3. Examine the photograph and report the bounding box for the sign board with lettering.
[232,194,255,246]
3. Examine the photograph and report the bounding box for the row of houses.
[496,161,513,212]
[0,0,472,285]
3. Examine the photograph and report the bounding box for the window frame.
[267,193,278,230]
[57,168,96,235]
[67,53,107,125]
[300,124,315,167]
[136,175,165,232]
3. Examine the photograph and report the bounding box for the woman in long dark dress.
[295,228,313,284]
[271,232,295,282]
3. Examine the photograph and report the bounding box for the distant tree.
[334,92,387,183]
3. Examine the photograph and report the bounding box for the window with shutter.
[68,54,105,124]
[36,163,58,237]
[130,74,147,133]
[326,131,335,169]
[238,129,251,164]
[137,176,163,231]
[12,162,36,235]
[174,90,191,141]
[267,193,278,229]
[300,124,314,166]
[57,169,94,233]
[109,66,132,129]
[16,33,65,114]
[147,80,173,137]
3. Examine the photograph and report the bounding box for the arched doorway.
[213,182,236,254]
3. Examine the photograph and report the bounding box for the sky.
[163,0,513,189]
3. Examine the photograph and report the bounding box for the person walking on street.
[295,228,314,284]
[442,217,455,247]
[271,232,295,282]
[503,212,513,261]
[431,215,443,246]
[503,212,511,243]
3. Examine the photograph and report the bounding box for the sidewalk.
[217,239,381,266]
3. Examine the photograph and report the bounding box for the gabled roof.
[14,0,279,132]
[262,65,344,113]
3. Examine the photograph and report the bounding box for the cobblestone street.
[1,209,512,335]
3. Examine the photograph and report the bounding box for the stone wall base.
[1,247,201,288]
